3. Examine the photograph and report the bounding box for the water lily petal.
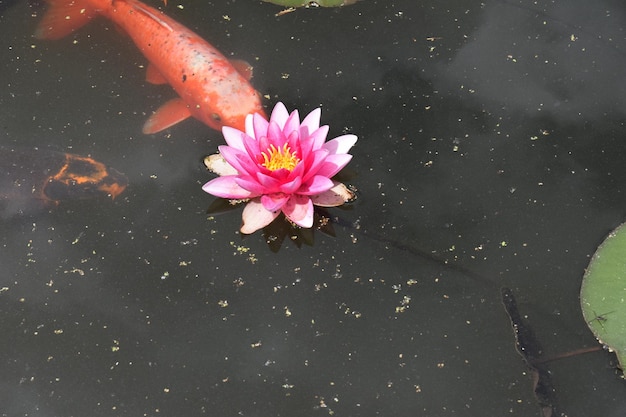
[234,176,266,195]
[301,148,330,182]
[310,125,330,150]
[323,134,358,155]
[255,172,281,192]
[267,120,287,147]
[286,129,301,153]
[311,181,355,207]
[279,176,302,194]
[283,195,313,228]
[221,126,247,151]
[203,153,238,176]
[241,198,280,234]
[301,107,321,133]
[202,176,255,199]
[257,134,270,156]
[252,112,269,140]
[218,145,252,175]
[299,175,334,195]
[317,154,353,178]
[269,102,289,128]
[244,113,255,138]
[242,134,261,162]
[268,167,292,182]
[283,109,301,135]
[261,193,290,211]
[297,129,316,161]
[286,161,305,182]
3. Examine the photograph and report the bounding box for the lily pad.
[580,222,626,370]
[263,0,359,7]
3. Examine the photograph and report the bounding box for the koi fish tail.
[35,0,102,40]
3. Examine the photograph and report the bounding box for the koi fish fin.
[145,63,168,85]
[142,98,192,134]
[35,0,98,40]
[230,59,254,80]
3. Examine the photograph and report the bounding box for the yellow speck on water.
[54,329,63,334]
[218,300,229,308]
[229,242,257,264]
[231,243,249,254]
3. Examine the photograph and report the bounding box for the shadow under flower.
[207,198,355,252]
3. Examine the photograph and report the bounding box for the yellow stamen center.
[260,144,300,171]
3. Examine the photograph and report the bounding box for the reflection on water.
[429,0,626,123]
[2,0,626,415]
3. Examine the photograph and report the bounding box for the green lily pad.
[263,0,359,7]
[580,222,626,370]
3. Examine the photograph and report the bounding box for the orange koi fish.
[36,0,266,133]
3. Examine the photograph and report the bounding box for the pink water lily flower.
[203,102,357,234]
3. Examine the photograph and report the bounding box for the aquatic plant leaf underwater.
[580,221,626,372]
[203,102,356,234]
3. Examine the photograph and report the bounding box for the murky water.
[2,0,626,415]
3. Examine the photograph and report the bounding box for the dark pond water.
[2,0,626,415]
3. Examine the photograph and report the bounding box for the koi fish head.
[197,88,267,132]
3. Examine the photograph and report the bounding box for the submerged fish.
[35,0,266,133]
[0,147,127,212]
